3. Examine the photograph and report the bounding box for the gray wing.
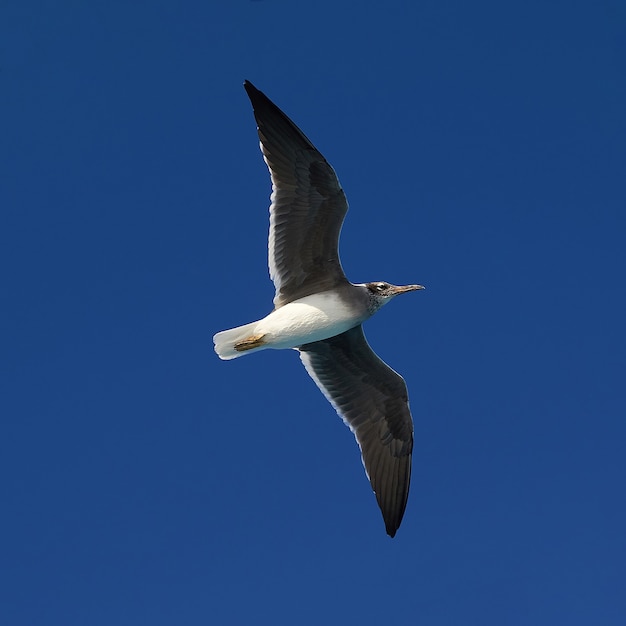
[244,81,349,308]
[299,325,414,537]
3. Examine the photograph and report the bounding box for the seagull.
[213,81,424,537]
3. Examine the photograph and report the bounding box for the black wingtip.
[243,80,268,111]
[243,79,258,96]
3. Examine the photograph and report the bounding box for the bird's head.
[364,281,425,313]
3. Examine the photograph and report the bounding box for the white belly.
[256,291,362,349]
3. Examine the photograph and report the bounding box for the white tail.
[213,321,266,360]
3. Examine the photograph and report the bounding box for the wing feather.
[299,325,414,537]
[244,81,349,307]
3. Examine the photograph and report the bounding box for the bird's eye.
[377,283,386,291]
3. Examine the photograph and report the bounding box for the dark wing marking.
[244,81,349,308]
[299,325,414,537]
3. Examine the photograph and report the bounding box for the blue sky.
[2,1,625,624]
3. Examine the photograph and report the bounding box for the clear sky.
[2,1,625,624]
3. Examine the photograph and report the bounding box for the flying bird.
[214,81,424,537]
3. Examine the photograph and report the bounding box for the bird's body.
[214,81,424,537]
[214,287,368,359]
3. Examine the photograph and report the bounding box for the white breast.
[255,291,362,349]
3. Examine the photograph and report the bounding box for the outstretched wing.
[299,325,414,537]
[244,81,349,308]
